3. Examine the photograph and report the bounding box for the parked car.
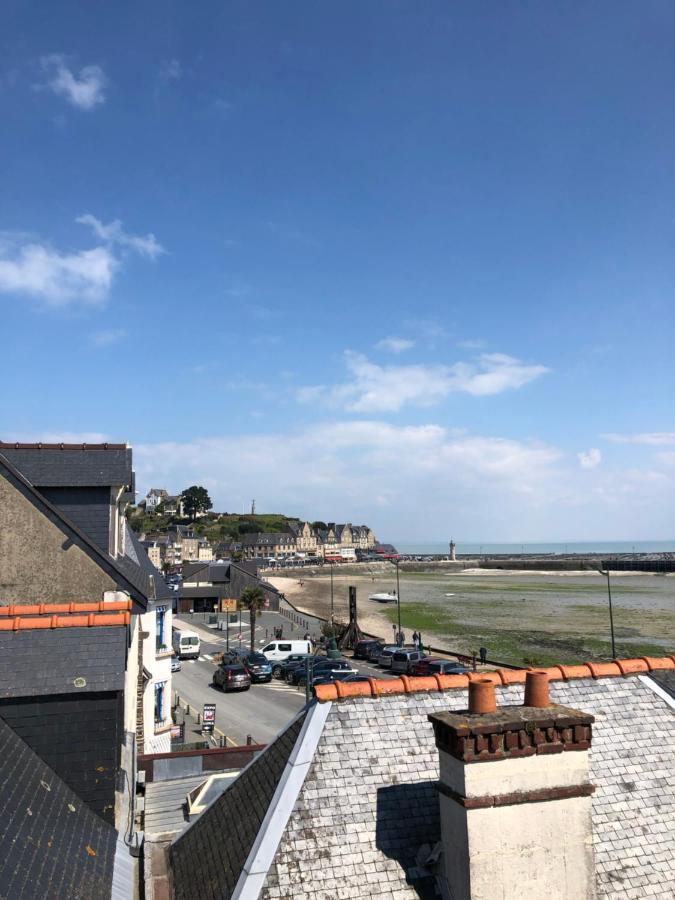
[213,664,251,692]
[261,640,313,666]
[367,642,387,663]
[391,648,426,674]
[411,658,470,677]
[354,639,384,660]
[242,652,273,683]
[311,672,371,686]
[274,653,314,680]
[171,657,182,673]
[287,658,356,686]
[376,646,400,668]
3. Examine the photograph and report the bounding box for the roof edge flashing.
[231,699,332,899]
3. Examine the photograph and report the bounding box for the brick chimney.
[428,674,596,899]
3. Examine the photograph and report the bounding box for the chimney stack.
[428,674,596,899]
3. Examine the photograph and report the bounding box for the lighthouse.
[449,539,456,561]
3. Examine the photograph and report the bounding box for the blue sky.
[1,2,674,542]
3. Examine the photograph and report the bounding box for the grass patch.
[383,601,669,667]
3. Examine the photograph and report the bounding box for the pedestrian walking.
[417,632,423,651]
[412,630,418,645]
[479,646,487,665]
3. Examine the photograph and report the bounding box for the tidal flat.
[270,569,674,666]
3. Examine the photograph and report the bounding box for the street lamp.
[329,560,335,627]
[391,557,402,645]
[598,568,617,659]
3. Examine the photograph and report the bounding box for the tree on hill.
[181,485,213,521]
[311,521,327,531]
[237,520,260,534]
[239,586,266,650]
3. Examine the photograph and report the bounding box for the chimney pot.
[468,678,496,714]
[524,670,550,707]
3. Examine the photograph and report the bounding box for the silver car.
[391,649,425,675]
[377,646,400,668]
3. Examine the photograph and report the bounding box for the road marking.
[203,654,213,661]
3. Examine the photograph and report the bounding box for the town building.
[170,657,675,899]
[0,442,174,756]
[145,487,169,513]
[241,531,297,560]
[177,559,277,614]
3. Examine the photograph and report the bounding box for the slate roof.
[173,662,675,900]
[0,625,126,698]
[0,715,117,900]
[170,710,307,900]
[240,533,295,546]
[0,443,132,488]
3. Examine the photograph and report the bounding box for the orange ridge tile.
[615,659,650,675]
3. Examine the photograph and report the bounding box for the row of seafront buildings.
[141,518,379,570]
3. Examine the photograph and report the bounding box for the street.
[172,629,307,746]
[171,614,394,747]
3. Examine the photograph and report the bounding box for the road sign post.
[202,703,216,735]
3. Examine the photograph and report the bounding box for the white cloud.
[457,339,486,350]
[76,214,165,259]
[41,55,107,110]
[578,448,602,469]
[0,215,163,307]
[90,328,127,346]
[603,432,675,446]
[130,420,675,541]
[159,59,182,82]
[375,336,415,353]
[2,431,109,443]
[299,351,550,413]
[0,241,117,306]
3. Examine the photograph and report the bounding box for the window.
[154,681,166,724]
[279,643,292,651]
[156,605,167,650]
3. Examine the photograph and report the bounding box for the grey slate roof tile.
[0,715,116,899]
[0,626,126,697]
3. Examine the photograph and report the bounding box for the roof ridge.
[0,611,131,630]
[314,655,675,702]
[0,599,132,616]
[0,441,127,450]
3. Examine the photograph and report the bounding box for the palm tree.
[239,586,266,651]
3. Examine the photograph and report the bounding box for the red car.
[411,658,469,677]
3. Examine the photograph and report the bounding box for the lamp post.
[599,568,617,659]
[329,560,335,627]
[392,557,402,646]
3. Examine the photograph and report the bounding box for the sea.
[396,540,675,556]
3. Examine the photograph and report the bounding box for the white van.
[261,639,312,662]
[172,630,201,659]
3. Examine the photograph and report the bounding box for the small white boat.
[445,593,455,597]
[369,592,398,603]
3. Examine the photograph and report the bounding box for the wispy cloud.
[457,338,485,350]
[41,55,107,110]
[90,328,127,347]
[298,351,550,413]
[0,241,117,306]
[578,448,602,469]
[223,283,251,298]
[2,431,109,443]
[159,59,182,83]
[0,215,163,307]
[602,432,675,446]
[375,336,415,353]
[76,214,165,259]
